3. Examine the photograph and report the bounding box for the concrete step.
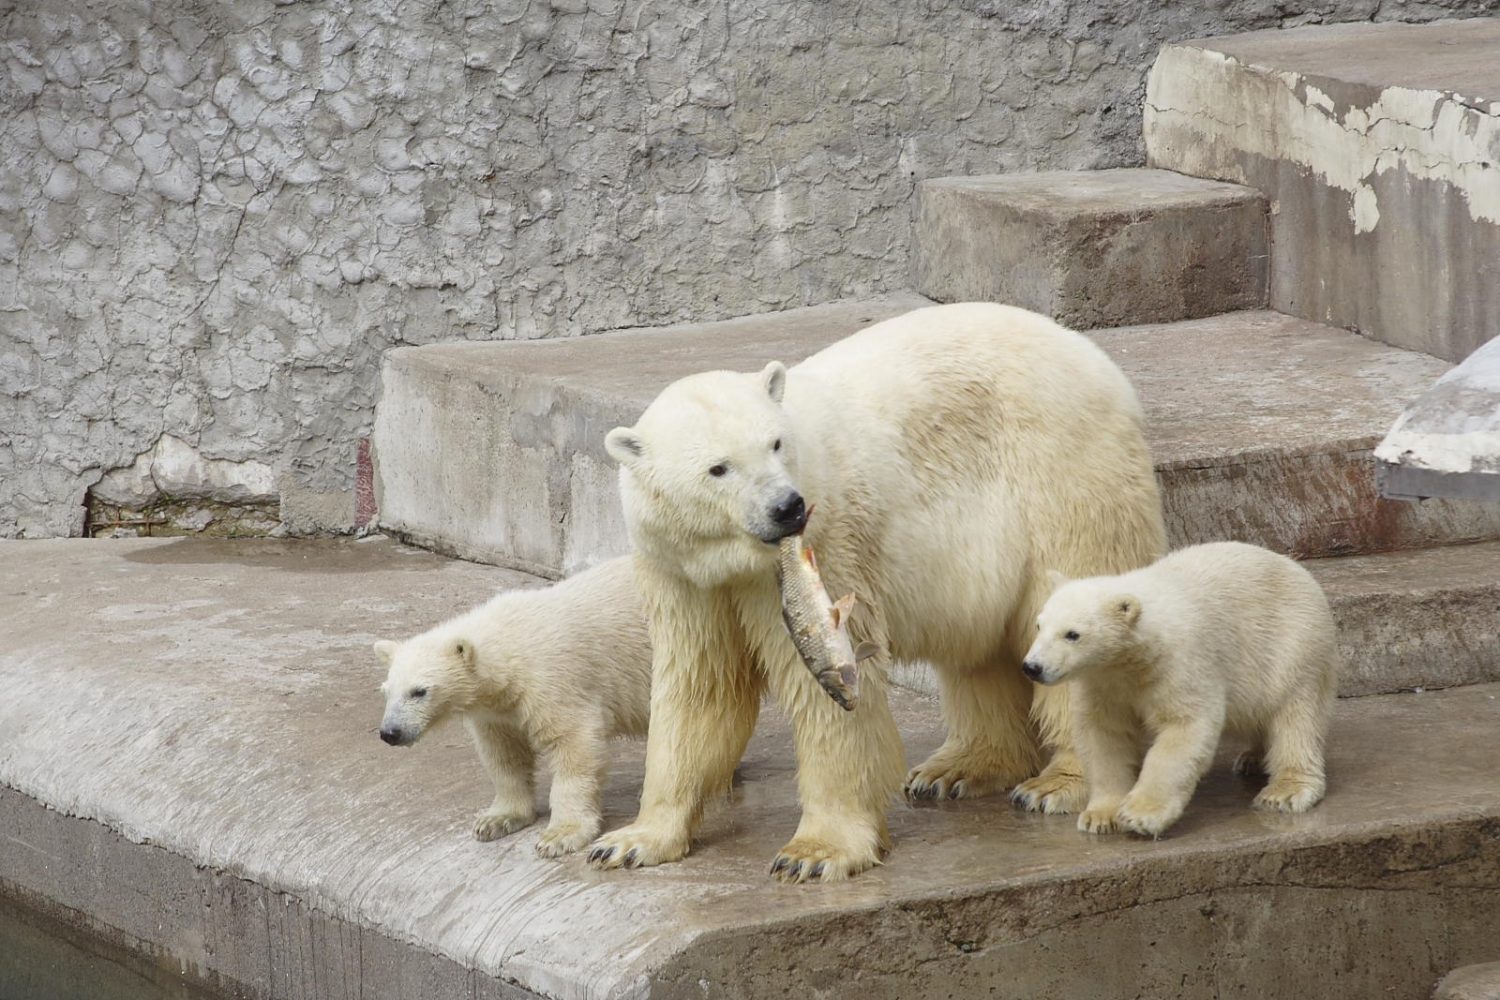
[912,169,1268,328]
[895,540,1500,701]
[374,303,1500,577]
[1145,17,1500,363]
[2,538,1498,1000]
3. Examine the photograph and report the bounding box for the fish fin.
[801,541,818,573]
[854,641,881,662]
[830,593,855,630]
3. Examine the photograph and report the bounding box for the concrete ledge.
[913,169,1268,328]
[1145,18,1500,362]
[3,539,1500,999]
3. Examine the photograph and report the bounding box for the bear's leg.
[536,730,608,858]
[1075,705,1140,835]
[588,585,763,870]
[1254,696,1329,813]
[905,660,1041,801]
[1011,682,1091,815]
[1115,713,1223,838]
[466,716,538,842]
[764,648,906,883]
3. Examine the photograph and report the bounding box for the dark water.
[0,895,235,1000]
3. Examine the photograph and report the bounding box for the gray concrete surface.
[1379,335,1500,503]
[7,1,1499,540]
[377,305,1500,576]
[2,537,1500,1000]
[1438,962,1500,1000]
[1145,18,1500,363]
[912,169,1267,328]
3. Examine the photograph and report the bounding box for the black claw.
[810,861,826,879]
[590,846,616,864]
[770,856,790,874]
[948,784,963,800]
[787,861,803,880]
[623,848,639,868]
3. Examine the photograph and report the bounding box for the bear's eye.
[708,463,727,478]
[772,438,781,452]
[410,687,428,699]
[1064,631,1081,642]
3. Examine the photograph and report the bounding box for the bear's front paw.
[769,835,881,884]
[1077,804,1120,835]
[1115,791,1182,839]
[535,818,602,858]
[904,749,1027,801]
[1253,776,1324,814]
[473,809,536,842]
[585,824,689,871]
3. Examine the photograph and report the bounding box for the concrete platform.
[1145,18,1500,362]
[375,303,1500,576]
[2,538,1500,1000]
[912,170,1267,328]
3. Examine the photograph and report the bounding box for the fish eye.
[410,687,428,698]
[1064,631,1080,642]
[708,463,727,477]
[772,438,781,452]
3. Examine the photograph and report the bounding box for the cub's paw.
[535,819,601,858]
[1233,750,1266,777]
[1115,791,1181,839]
[473,810,536,842]
[1077,804,1120,835]
[769,836,880,884]
[1010,764,1088,815]
[585,824,689,871]
[1253,777,1324,814]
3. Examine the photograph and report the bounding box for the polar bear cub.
[374,556,651,857]
[1023,541,1339,838]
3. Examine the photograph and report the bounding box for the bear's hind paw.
[585,825,689,871]
[1077,806,1120,835]
[769,837,879,884]
[1253,777,1324,814]
[535,819,601,858]
[473,810,536,842]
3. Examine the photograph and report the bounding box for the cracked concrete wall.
[2,0,1495,537]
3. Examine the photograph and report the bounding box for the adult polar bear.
[589,302,1166,881]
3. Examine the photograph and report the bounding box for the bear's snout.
[768,491,807,537]
[1021,660,1045,683]
[379,725,404,746]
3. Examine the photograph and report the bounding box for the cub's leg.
[536,730,609,857]
[467,716,538,841]
[1254,694,1331,814]
[1116,712,1223,838]
[1075,704,1141,835]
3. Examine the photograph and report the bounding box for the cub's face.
[606,362,805,565]
[1022,578,1141,685]
[373,634,475,746]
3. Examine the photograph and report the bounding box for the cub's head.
[605,361,806,555]
[373,633,479,746]
[1021,572,1141,685]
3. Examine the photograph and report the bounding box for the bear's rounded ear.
[759,361,787,404]
[373,640,397,664]
[453,639,476,670]
[1044,569,1070,593]
[605,426,645,467]
[1114,595,1141,627]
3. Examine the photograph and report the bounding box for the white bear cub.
[374,557,651,857]
[1023,541,1339,838]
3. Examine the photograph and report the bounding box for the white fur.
[375,557,651,857]
[590,302,1166,881]
[1025,541,1340,839]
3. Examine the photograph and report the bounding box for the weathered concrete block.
[913,169,1268,328]
[1146,18,1500,363]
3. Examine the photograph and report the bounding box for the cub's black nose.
[771,492,807,532]
[1021,661,1044,682]
[379,726,402,746]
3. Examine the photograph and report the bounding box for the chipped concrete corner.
[1377,335,1500,502]
[1144,19,1500,363]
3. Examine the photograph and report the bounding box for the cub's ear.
[1044,569,1070,592]
[605,426,645,467]
[1113,595,1141,627]
[453,638,477,670]
[759,361,787,403]
[373,640,397,665]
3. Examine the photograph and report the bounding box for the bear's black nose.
[379,726,402,746]
[1021,661,1044,682]
[770,492,807,533]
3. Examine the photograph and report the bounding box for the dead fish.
[776,523,880,711]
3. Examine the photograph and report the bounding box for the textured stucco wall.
[2,0,1494,537]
